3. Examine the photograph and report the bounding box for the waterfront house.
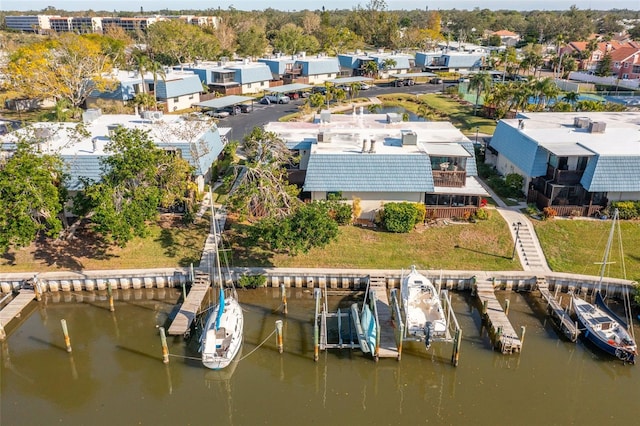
[264,111,488,220]
[487,112,640,216]
[1,110,226,194]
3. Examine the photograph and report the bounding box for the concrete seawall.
[0,267,635,298]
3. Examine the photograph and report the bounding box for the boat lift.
[313,275,463,366]
[389,285,463,366]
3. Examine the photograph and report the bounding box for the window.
[614,62,620,68]
[173,97,179,103]
[188,95,194,100]
[247,83,252,88]
[260,81,265,86]
[623,62,629,68]
[577,156,588,171]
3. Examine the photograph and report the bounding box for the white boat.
[401,266,447,348]
[572,209,636,363]
[200,207,244,370]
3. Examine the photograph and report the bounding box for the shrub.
[474,207,489,220]
[382,202,422,233]
[610,201,639,219]
[542,207,557,220]
[525,203,540,216]
[237,274,267,289]
[352,197,362,220]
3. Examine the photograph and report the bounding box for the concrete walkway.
[478,180,551,272]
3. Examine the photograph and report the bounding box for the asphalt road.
[214,81,449,142]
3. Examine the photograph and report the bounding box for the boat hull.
[573,296,636,364]
[201,296,244,370]
[401,267,447,347]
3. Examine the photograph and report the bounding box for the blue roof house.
[181,60,273,95]
[338,51,414,78]
[153,71,202,112]
[487,112,640,216]
[86,69,144,107]
[265,113,488,220]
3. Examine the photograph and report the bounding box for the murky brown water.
[1,287,638,425]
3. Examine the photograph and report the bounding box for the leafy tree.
[4,33,116,108]
[322,27,364,56]
[0,139,67,252]
[250,201,339,255]
[147,20,220,65]
[227,127,300,221]
[272,23,320,55]
[236,25,269,59]
[595,53,612,77]
[73,128,192,245]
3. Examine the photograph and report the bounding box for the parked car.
[264,94,290,104]
[205,109,230,118]
[430,78,443,84]
[394,78,415,87]
[220,105,241,115]
[335,84,351,93]
[358,82,371,90]
[311,86,327,95]
[238,104,252,113]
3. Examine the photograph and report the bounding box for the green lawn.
[228,211,519,271]
[533,218,640,281]
[413,93,497,135]
[0,215,209,273]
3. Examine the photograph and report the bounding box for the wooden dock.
[167,272,210,336]
[0,290,35,339]
[538,280,579,342]
[368,275,399,359]
[475,280,522,354]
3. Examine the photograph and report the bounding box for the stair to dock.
[367,275,398,359]
[167,272,211,336]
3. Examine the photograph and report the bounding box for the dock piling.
[0,320,5,340]
[107,282,115,312]
[520,326,526,347]
[275,320,284,353]
[280,284,288,315]
[60,319,72,353]
[482,300,488,316]
[159,326,169,364]
[451,328,462,367]
[504,299,510,316]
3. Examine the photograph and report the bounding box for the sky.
[2,0,640,12]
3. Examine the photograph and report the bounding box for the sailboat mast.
[598,209,618,291]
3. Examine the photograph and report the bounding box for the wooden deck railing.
[432,170,466,187]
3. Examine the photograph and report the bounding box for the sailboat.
[200,207,244,370]
[401,266,447,349]
[572,209,637,363]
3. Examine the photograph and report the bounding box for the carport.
[267,83,313,99]
[326,77,374,85]
[389,72,436,85]
[192,95,255,114]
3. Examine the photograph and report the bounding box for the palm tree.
[562,91,579,105]
[467,71,492,116]
[363,60,379,78]
[146,60,166,110]
[349,81,361,102]
[535,78,560,110]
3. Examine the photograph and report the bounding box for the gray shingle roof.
[303,154,434,192]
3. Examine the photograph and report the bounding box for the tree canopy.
[73,127,193,246]
[4,33,116,108]
[0,139,67,252]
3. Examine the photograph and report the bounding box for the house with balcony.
[1,110,226,194]
[487,112,640,217]
[180,60,272,95]
[416,51,487,73]
[338,51,414,78]
[264,112,488,220]
[260,54,341,85]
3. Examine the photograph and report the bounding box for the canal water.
[1,287,638,425]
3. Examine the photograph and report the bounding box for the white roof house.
[488,112,640,216]
[2,111,225,193]
[265,111,488,219]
